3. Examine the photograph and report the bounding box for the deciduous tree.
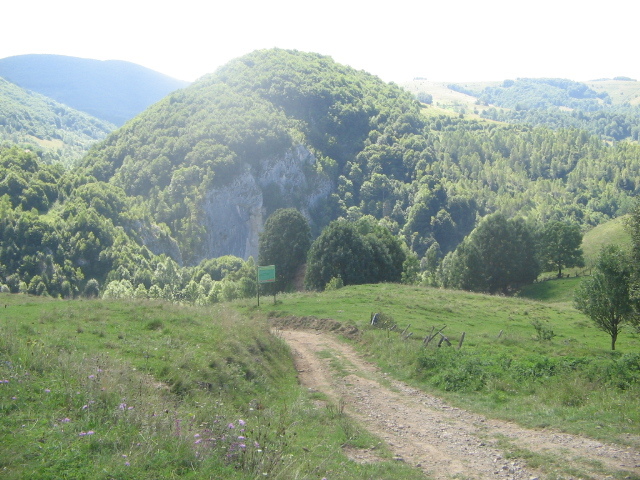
[574,245,635,350]
[258,208,311,292]
[539,221,584,277]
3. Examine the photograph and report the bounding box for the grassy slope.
[0,294,423,480]
[582,214,632,265]
[584,79,640,106]
[240,283,640,450]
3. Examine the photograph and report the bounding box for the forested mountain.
[0,54,190,126]
[0,76,115,164]
[3,48,640,301]
[83,50,640,264]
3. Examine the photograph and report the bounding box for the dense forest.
[3,49,640,302]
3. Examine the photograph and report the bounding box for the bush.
[325,276,344,291]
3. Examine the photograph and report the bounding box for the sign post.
[257,265,276,306]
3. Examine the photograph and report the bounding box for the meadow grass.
[0,294,425,480]
[239,283,640,447]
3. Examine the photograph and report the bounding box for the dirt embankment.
[271,317,640,480]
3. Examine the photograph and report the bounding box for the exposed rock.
[128,220,183,265]
[197,145,330,261]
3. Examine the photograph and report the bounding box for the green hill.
[81,49,640,266]
[0,76,115,164]
[582,214,632,264]
[4,49,640,302]
[0,54,190,126]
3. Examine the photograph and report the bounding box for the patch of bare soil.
[272,320,640,480]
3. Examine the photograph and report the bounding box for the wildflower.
[238,419,246,426]
[195,439,202,444]
[119,403,127,410]
[44,388,51,393]
[0,379,9,383]
[238,436,245,440]
[62,418,71,423]
[82,405,89,410]
[88,375,96,379]
[228,423,235,429]
[87,430,95,435]
[194,434,200,438]
[125,461,130,466]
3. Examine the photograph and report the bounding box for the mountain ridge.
[0,54,190,126]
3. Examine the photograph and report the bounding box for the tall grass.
[0,294,425,479]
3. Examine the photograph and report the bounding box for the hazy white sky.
[2,0,638,84]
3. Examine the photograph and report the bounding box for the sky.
[2,0,639,84]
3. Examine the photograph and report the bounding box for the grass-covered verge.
[241,283,640,448]
[0,294,426,480]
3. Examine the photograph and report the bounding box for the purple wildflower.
[44,388,51,393]
[238,419,246,426]
[88,375,96,379]
[228,423,235,429]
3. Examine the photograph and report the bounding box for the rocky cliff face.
[198,145,331,261]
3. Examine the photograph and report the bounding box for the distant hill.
[0,76,115,164]
[0,54,190,126]
[404,77,640,142]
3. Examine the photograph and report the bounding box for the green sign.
[257,265,276,284]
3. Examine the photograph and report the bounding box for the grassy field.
[2,278,639,478]
[240,282,640,449]
[0,294,424,480]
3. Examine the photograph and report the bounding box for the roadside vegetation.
[0,294,424,480]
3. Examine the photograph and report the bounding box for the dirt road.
[276,326,640,480]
